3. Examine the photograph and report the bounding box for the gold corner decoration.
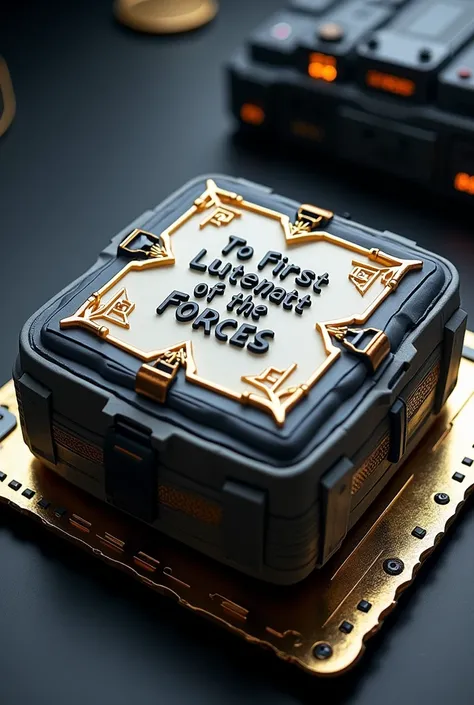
[89,288,135,330]
[60,179,423,425]
[348,261,396,296]
[241,363,304,426]
[194,178,244,231]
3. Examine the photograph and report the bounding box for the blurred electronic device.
[0,57,15,137]
[14,175,465,585]
[228,0,474,202]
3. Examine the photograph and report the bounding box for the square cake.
[14,175,466,584]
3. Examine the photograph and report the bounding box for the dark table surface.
[1,2,474,704]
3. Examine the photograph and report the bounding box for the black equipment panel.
[228,0,474,203]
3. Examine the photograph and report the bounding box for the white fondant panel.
[101,209,393,396]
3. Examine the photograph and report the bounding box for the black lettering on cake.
[269,287,286,305]
[176,301,199,322]
[208,258,232,279]
[257,251,281,271]
[227,292,243,312]
[230,323,257,349]
[237,245,254,261]
[279,263,301,281]
[194,283,208,298]
[295,269,316,288]
[248,329,275,355]
[295,295,312,315]
[253,278,275,298]
[222,235,254,261]
[252,304,268,321]
[272,256,288,277]
[215,319,238,342]
[207,282,226,303]
[163,240,329,358]
[237,295,254,318]
[313,272,330,294]
[189,249,207,272]
[283,290,299,311]
[228,293,259,318]
[229,264,245,285]
[222,235,246,256]
[192,308,220,335]
[241,273,259,289]
[157,290,189,315]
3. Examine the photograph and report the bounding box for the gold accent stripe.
[352,362,440,496]
[351,435,390,495]
[408,389,437,438]
[52,426,104,465]
[407,362,440,421]
[158,484,222,526]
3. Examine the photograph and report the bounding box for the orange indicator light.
[366,70,415,97]
[239,103,265,126]
[308,53,337,82]
[454,172,474,195]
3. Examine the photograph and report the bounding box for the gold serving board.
[1,332,474,676]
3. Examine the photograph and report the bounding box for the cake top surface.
[39,176,450,462]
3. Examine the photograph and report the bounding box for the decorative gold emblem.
[160,348,187,367]
[195,178,243,229]
[349,261,396,296]
[60,179,423,426]
[242,364,303,425]
[199,204,242,229]
[88,288,135,330]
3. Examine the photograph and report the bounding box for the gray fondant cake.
[14,175,466,584]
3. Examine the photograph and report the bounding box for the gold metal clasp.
[136,361,179,404]
[297,204,333,230]
[342,328,390,372]
[119,229,168,260]
[290,204,333,237]
[135,348,187,403]
[328,326,390,373]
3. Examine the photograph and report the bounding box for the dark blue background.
[1,2,474,704]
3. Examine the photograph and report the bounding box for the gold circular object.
[318,22,344,42]
[0,57,16,137]
[115,0,218,34]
